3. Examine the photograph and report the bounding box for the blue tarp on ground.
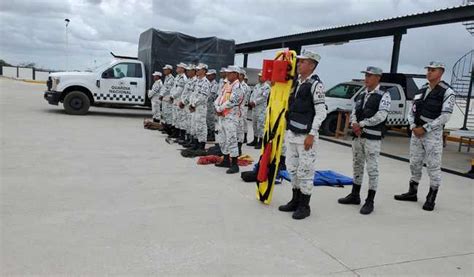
[253,165,353,187]
[277,170,353,186]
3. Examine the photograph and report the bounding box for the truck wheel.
[320,113,339,136]
[63,91,90,115]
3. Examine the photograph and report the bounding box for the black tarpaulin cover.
[138,28,235,89]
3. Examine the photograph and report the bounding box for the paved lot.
[1,77,473,276]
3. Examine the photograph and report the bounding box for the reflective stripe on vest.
[420,115,434,123]
[363,128,382,136]
[289,120,308,131]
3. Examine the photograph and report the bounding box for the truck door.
[98,62,145,104]
[381,85,405,126]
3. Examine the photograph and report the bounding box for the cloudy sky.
[0,0,472,87]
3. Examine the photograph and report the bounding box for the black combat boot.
[215,154,231,168]
[394,181,418,202]
[238,142,242,156]
[164,124,170,135]
[360,189,376,215]
[247,136,257,146]
[179,133,189,145]
[278,188,300,212]
[243,133,248,143]
[292,193,311,220]
[255,138,262,149]
[183,137,196,148]
[177,130,186,144]
[207,131,215,142]
[226,157,239,174]
[171,127,179,138]
[198,142,206,150]
[191,139,200,150]
[338,184,361,205]
[422,187,438,211]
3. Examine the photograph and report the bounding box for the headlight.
[55,77,60,85]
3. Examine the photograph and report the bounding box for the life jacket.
[354,89,387,140]
[219,80,242,117]
[287,75,320,134]
[413,81,449,126]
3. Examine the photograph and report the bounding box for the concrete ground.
[1,77,473,276]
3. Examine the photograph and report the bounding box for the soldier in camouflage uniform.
[169,63,188,143]
[215,65,244,174]
[148,71,163,122]
[248,71,270,149]
[179,65,197,147]
[189,63,211,150]
[159,64,175,135]
[206,69,218,141]
[338,66,391,215]
[394,61,455,211]
[278,50,326,220]
[238,70,252,147]
[215,68,228,146]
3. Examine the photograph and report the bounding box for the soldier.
[169,63,188,144]
[215,65,244,174]
[248,71,270,149]
[159,64,175,136]
[189,63,211,150]
[206,69,218,141]
[338,66,391,215]
[179,65,197,148]
[394,61,455,211]
[278,50,326,220]
[214,68,228,148]
[148,71,163,123]
[238,70,252,146]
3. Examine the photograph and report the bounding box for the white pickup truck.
[44,55,148,115]
[320,73,424,136]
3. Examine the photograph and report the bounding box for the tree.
[0,59,11,67]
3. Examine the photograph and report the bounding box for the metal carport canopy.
[235,5,474,73]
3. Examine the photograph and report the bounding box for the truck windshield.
[325,83,363,99]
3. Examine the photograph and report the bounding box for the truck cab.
[321,73,423,136]
[44,56,147,115]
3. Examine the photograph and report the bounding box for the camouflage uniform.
[238,81,252,142]
[408,83,455,189]
[286,72,326,195]
[207,79,219,135]
[190,76,211,143]
[216,79,244,157]
[215,78,227,145]
[350,86,391,191]
[160,74,175,124]
[250,81,270,139]
[170,73,187,128]
[181,76,197,134]
[148,79,163,121]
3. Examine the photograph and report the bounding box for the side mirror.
[101,71,109,78]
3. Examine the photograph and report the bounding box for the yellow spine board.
[256,50,297,204]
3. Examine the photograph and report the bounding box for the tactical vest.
[413,81,449,126]
[354,90,387,140]
[287,75,320,134]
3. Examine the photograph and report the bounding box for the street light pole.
[65,18,70,71]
